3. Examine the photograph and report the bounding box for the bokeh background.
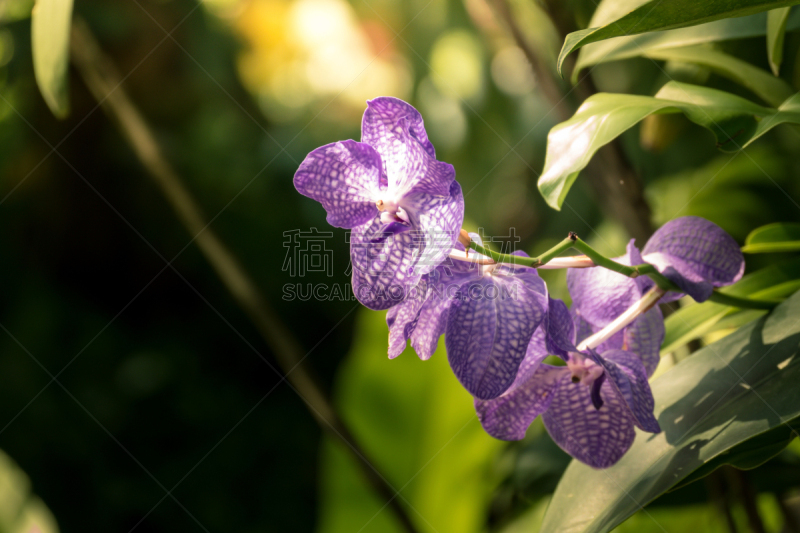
[1,0,800,531]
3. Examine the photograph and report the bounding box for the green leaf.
[670,422,797,491]
[31,0,74,119]
[0,449,59,533]
[768,7,792,75]
[643,46,794,107]
[539,82,800,210]
[317,310,503,533]
[742,222,800,252]
[0,0,35,22]
[558,0,800,75]
[574,8,800,77]
[662,257,800,354]
[540,290,800,533]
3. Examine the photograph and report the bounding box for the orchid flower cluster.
[293,98,745,468]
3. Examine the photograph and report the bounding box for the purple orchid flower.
[641,216,744,302]
[568,239,665,376]
[475,297,661,469]
[387,238,549,400]
[294,98,464,310]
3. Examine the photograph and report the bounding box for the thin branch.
[69,18,419,533]
[488,0,654,244]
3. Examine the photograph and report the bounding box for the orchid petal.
[567,248,643,330]
[293,140,382,228]
[409,264,476,359]
[350,218,423,310]
[642,216,744,302]
[386,278,428,359]
[622,307,665,377]
[545,296,576,358]
[590,349,661,434]
[446,276,546,400]
[350,181,462,311]
[542,374,636,469]
[475,364,564,440]
[361,97,453,197]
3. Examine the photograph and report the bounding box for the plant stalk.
[467,233,779,310]
[69,18,420,533]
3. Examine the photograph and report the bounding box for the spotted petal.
[589,349,661,434]
[361,97,454,198]
[642,216,744,302]
[542,374,636,468]
[350,181,463,310]
[567,241,645,329]
[475,364,564,440]
[293,140,382,228]
[545,296,576,358]
[351,221,422,310]
[622,307,664,377]
[386,259,478,359]
[446,276,546,400]
[387,277,429,359]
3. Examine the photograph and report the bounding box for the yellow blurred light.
[429,30,484,102]
[226,0,410,121]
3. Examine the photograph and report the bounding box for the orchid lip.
[566,355,604,386]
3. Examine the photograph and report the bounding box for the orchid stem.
[466,232,780,311]
[468,236,575,267]
[707,291,779,310]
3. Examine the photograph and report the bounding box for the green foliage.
[574,9,800,77]
[642,46,793,106]
[662,257,800,354]
[767,7,792,74]
[0,449,58,533]
[539,82,800,210]
[558,0,800,75]
[31,0,72,118]
[317,310,503,533]
[671,423,797,491]
[743,222,800,253]
[539,290,800,533]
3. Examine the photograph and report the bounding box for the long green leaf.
[31,0,73,119]
[318,310,502,533]
[670,422,797,491]
[662,257,800,354]
[742,221,800,252]
[574,8,800,77]
[539,82,800,210]
[768,7,792,75]
[644,46,793,107]
[540,290,800,533]
[558,0,800,75]
[0,449,59,533]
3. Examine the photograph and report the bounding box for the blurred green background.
[0,0,800,531]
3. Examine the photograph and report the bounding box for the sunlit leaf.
[31,0,73,119]
[574,7,800,77]
[662,257,800,354]
[768,7,792,75]
[643,46,793,107]
[0,449,59,533]
[540,290,800,533]
[317,310,503,533]
[558,0,800,75]
[539,82,800,210]
[742,222,800,253]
